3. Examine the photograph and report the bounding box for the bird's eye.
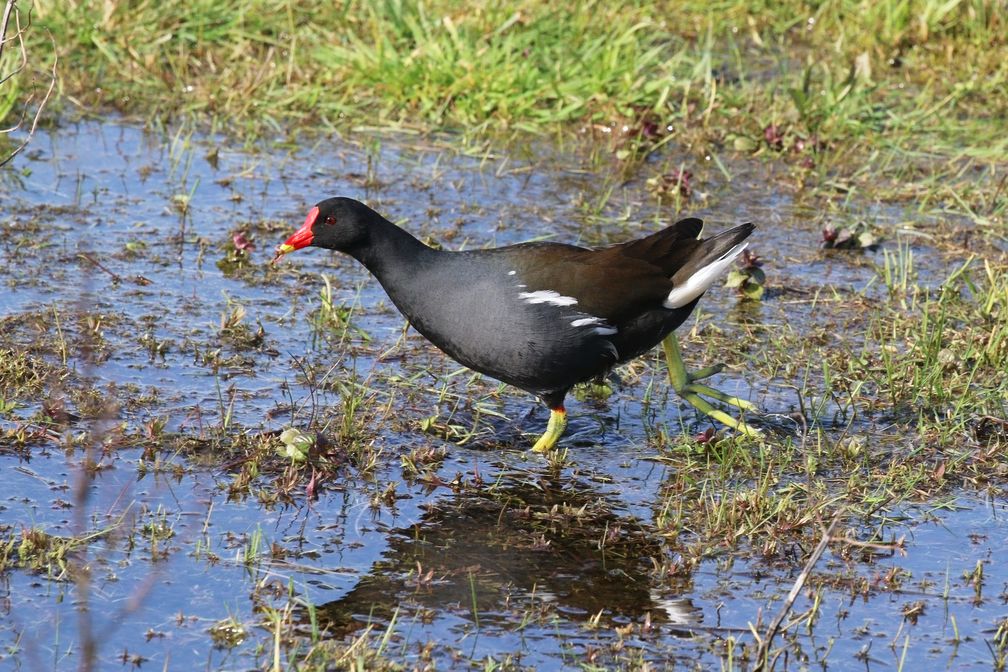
[324,215,337,226]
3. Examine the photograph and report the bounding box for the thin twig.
[754,511,844,670]
[77,252,123,284]
[0,0,57,169]
[0,0,14,53]
[0,0,27,88]
[289,352,319,427]
[835,531,906,554]
[77,252,154,286]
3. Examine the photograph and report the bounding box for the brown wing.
[504,246,672,323]
[505,218,705,322]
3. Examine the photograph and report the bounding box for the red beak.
[274,206,318,259]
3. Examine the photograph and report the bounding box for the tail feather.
[664,223,754,309]
[617,217,704,272]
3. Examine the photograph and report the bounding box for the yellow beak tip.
[271,244,296,266]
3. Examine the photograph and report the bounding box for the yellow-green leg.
[662,333,762,437]
[531,407,567,453]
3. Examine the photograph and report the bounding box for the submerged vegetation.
[0,0,1007,670]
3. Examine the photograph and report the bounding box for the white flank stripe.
[507,270,517,276]
[571,316,618,335]
[570,316,618,336]
[519,290,579,307]
[663,242,749,309]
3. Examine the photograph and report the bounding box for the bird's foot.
[662,334,762,438]
[531,406,567,453]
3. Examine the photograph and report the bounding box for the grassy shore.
[25,1,1003,202]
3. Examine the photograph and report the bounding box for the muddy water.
[0,121,1003,670]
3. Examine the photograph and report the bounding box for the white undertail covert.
[663,242,749,309]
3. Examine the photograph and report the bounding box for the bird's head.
[273,197,374,263]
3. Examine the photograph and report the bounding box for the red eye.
[324,215,337,226]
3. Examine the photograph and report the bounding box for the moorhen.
[275,197,760,451]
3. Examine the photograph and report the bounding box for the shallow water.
[0,120,1003,670]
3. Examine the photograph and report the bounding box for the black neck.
[350,215,438,290]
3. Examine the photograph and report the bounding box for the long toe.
[684,381,758,411]
[681,391,762,437]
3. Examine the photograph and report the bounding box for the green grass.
[6,0,1003,221]
[25,1,1006,187]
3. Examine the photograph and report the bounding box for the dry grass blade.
[754,511,844,670]
[0,0,56,168]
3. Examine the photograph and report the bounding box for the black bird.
[275,197,759,451]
